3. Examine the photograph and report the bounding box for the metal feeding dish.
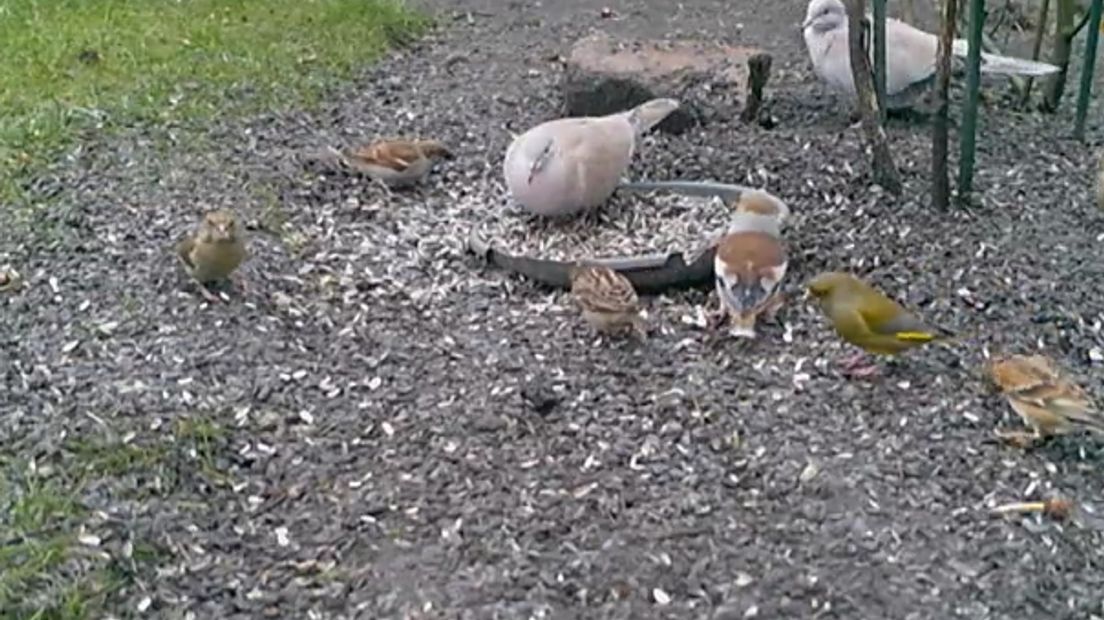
[467,180,783,295]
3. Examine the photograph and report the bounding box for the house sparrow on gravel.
[175,209,248,303]
[985,353,1103,448]
[503,98,679,217]
[568,263,647,339]
[336,138,453,189]
[0,267,21,292]
[806,271,952,377]
[712,190,790,339]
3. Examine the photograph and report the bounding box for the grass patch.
[0,0,428,208]
[0,425,237,619]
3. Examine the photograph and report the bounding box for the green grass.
[0,421,236,619]
[0,0,428,207]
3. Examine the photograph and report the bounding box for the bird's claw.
[196,283,223,304]
[993,427,1042,449]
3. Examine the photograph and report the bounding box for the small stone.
[653,587,671,605]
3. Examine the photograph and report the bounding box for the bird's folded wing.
[175,237,196,269]
[861,304,936,342]
[348,142,419,171]
[576,283,637,314]
[565,120,635,205]
[882,19,940,91]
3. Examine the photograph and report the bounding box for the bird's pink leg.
[838,351,880,378]
[194,281,223,304]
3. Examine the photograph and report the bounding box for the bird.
[801,0,1060,112]
[175,209,248,303]
[805,271,951,377]
[335,138,453,189]
[0,267,20,293]
[503,98,680,217]
[568,263,647,339]
[712,190,790,339]
[985,353,1103,447]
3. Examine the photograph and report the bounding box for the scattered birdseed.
[478,191,737,261]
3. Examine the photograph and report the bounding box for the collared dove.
[802,0,1060,110]
[503,98,680,217]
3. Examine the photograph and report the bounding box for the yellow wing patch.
[894,331,936,343]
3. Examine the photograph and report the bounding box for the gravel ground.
[3,0,1104,618]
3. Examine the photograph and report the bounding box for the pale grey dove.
[503,98,679,217]
[802,0,1059,110]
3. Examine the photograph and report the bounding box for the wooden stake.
[1074,0,1103,140]
[957,0,985,200]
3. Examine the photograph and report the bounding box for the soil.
[3,0,1104,618]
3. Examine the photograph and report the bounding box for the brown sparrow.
[338,138,453,188]
[0,267,21,293]
[175,209,248,302]
[568,263,647,339]
[713,190,789,338]
[985,353,1103,447]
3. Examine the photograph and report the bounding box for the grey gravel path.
[3,1,1104,618]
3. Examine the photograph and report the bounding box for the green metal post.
[873,0,888,122]
[958,0,986,198]
[1073,0,1103,140]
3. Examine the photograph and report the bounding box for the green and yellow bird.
[175,209,248,303]
[805,271,952,377]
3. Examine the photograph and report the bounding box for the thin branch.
[933,0,958,210]
[846,0,902,194]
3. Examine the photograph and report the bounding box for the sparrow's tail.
[951,40,1060,76]
[1066,407,1104,435]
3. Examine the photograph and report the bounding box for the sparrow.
[805,271,952,377]
[337,138,453,188]
[712,190,789,338]
[175,209,248,303]
[503,98,679,217]
[0,267,21,293]
[985,353,1104,448]
[568,263,647,339]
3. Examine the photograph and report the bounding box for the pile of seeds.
[476,189,738,262]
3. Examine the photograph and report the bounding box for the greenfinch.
[713,190,790,339]
[176,209,248,303]
[568,263,647,339]
[805,271,950,376]
[985,354,1103,448]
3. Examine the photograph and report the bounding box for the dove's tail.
[951,40,1060,76]
[618,98,680,135]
